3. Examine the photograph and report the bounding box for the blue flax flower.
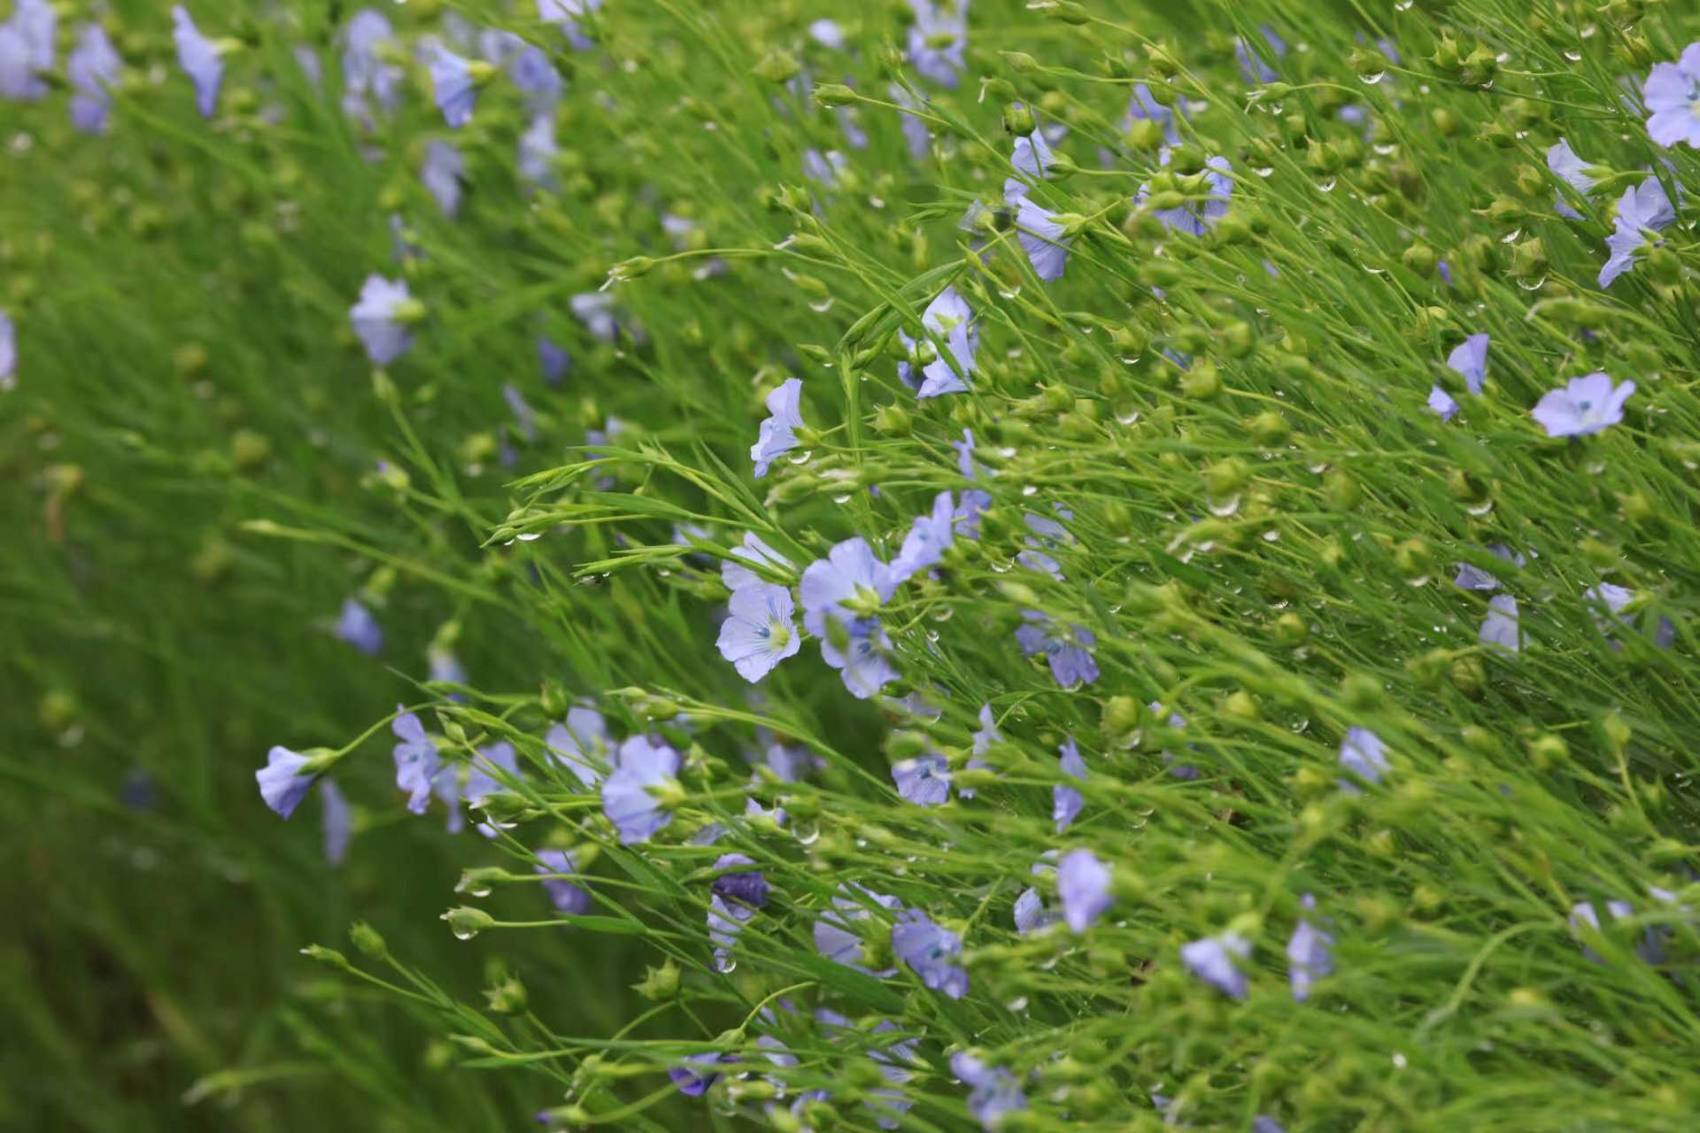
[708,852,768,969]
[907,0,968,89]
[535,848,590,914]
[1644,43,1700,149]
[68,24,122,134]
[256,746,319,818]
[717,582,801,683]
[0,0,52,101]
[519,114,559,189]
[899,287,978,398]
[1004,183,1072,281]
[958,703,998,798]
[1140,153,1233,235]
[1480,593,1520,652]
[1057,848,1112,933]
[814,884,900,974]
[1429,333,1490,421]
[341,9,403,122]
[801,537,901,698]
[335,597,383,656]
[950,1052,1028,1131]
[1337,727,1389,793]
[1286,894,1333,1002]
[421,140,465,217]
[722,533,791,592]
[320,780,352,863]
[546,706,608,787]
[392,709,441,815]
[1052,736,1086,832]
[892,907,969,998]
[1015,611,1099,688]
[1125,84,1180,145]
[751,377,804,478]
[0,310,14,391]
[669,1052,733,1097]
[537,335,570,385]
[350,275,417,366]
[601,735,680,844]
[1599,177,1675,287]
[890,491,956,583]
[1181,931,1251,999]
[538,0,601,52]
[172,7,224,118]
[892,753,951,805]
[1532,372,1634,437]
[1547,139,1595,218]
[426,40,483,127]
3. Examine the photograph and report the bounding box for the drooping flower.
[751,377,804,478]
[1430,333,1490,421]
[509,45,563,115]
[1599,177,1676,287]
[535,848,591,914]
[899,287,978,398]
[350,275,417,366]
[669,1052,733,1097]
[601,735,681,844]
[1547,139,1595,218]
[1480,593,1520,652]
[392,709,441,815]
[814,885,901,974]
[1337,727,1389,793]
[335,597,383,656]
[172,6,224,119]
[67,24,122,134]
[892,753,951,805]
[906,0,968,89]
[1052,737,1087,832]
[708,852,768,970]
[1140,153,1233,236]
[1286,894,1333,1002]
[1010,116,1055,181]
[950,1052,1028,1131]
[425,41,483,127]
[256,746,319,818]
[957,703,998,799]
[892,908,969,998]
[1015,611,1099,688]
[320,780,353,864]
[1181,931,1252,999]
[717,583,801,683]
[1532,373,1634,437]
[1644,43,1700,149]
[890,491,956,583]
[722,533,791,592]
[546,706,608,787]
[421,139,465,217]
[1057,848,1113,933]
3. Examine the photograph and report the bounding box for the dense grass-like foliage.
[7,0,1700,1129]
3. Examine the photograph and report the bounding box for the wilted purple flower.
[1053,737,1087,832]
[1532,372,1634,437]
[893,753,951,805]
[1286,894,1333,1002]
[1548,139,1594,218]
[320,780,353,863]
[421,139,465,218]
[602,735,680,844]
[1480,593,1520,652]
[68,24,122,134]
[1057,848,1112,933]
[519,114,559,189]
[535,847,590,914]
[1181,931,1251,998]
[899,287,978,398]
[718,583,801,683]
[723,533,791,592]
[950,1052,1027,1131]
[1644,44,1700,149]
[907,0,968,89]
[1337,727,1388,793]
[708,852,767,968]
[257,746,318,818]
[546,706,607,787]
[342,9,403,122]
[1015,611,1099,688]
[1006,188,1072,281]
[891,491,956,583]
[1140,153,1233,235]
[392,710,441,815]
[892,908,968,998]
[814,885,900,974]
[751,378,804,478]
[1600,178,1675,287]
[571,291,620,341]
[426,41,482,127]
[350,275,416,366]
[335,597,383,655]
[537,336,570,385]
[173,6,224,119]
